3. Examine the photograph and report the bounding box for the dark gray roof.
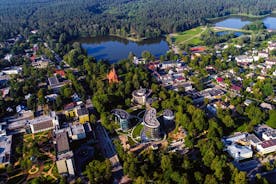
[48,76,59,86]
[77,108,89,116]
[56,131,70,153]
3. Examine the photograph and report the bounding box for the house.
[182,82,193,91]
[64,103,89,123]
[133,57,146,65]
[260,102,274,111]
[244,99,253,106]
[76,108,89,124]
[262,129,276,140]
[64,102,77,117]
[268,41,276,51]
[258,51,269,58]
[256,139,276,155]
[254,125,274,139]
[265,59,276,67]
[231,85,242,93]
[235,55,253,66]
[222,133,254,161]
[160,61,182,70]
[55,70,66,78]
[48,76,70,92]
[31,59,50,69]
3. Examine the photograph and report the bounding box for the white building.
[68,124,86,140]
[256,139,276,155]
[262,130,276,141]
[56,151,75,176]
[133,57,146,65]
[29,112,59,134]
[258,51,269,58]
[1,67,22,75]
[227,144,253,161]
[265,59,276,67]
[235,55,254,65]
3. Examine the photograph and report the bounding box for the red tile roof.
[55,70,66,77]
[260,139,276,148]
[231,85,241,91]
[64,102,76,111]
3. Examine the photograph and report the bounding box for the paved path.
[213,26,251,33]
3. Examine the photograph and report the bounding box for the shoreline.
[206,13,272,21]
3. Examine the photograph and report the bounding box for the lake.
[214,16,276,30]
[80,36,169,63]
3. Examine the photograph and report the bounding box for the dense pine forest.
[0,0,276,40]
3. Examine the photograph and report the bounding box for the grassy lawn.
[132,123,143,138]
[172,26,206,45]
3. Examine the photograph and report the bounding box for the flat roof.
[56,131,70,153]
[48,76,59,86]
[30,116,54,132]
[71,124,85,135]
[246,134,261,144]
[228,144,252,154]
[259,139,276,149]
[77,108,88,116]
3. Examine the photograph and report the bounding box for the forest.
[0,0,276,41]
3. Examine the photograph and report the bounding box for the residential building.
[262,129,276,140]
[235,55,253,66]
[64,102,77,117]
[76,108,89,124]
[258,51,269,58]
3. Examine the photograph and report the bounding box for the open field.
[170,26,206,45]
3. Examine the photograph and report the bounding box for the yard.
[132,123,143,140]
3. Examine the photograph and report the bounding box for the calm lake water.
[214,16,276,30]
[80,36,169,63]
